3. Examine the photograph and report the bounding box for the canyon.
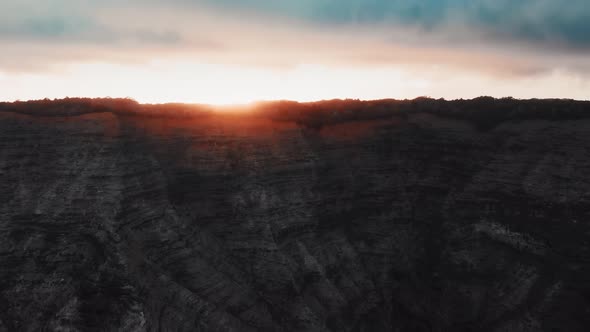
[0,98,589,331]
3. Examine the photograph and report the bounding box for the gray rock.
[0,102,589,331]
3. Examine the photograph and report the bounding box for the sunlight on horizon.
[1,61,420,105]
[1,60,589,105]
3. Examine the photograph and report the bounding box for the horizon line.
[2,95,589,107]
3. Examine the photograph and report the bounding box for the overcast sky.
[1,0,589,104]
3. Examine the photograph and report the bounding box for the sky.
[1,0,589,104]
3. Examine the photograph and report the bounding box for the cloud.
[0,0,588,80]
[199,0,590,50]
[3,1,590,50]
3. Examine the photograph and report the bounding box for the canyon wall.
[0,103,589,331]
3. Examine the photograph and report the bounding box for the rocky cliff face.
[1,104,589,331]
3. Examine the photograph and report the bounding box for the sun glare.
[1,60,419,105]
[2,60,589,105]
[118,61,418,105]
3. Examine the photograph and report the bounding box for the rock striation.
[0,100,589,331]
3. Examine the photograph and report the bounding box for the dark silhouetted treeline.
[0,97,215,118]
[1,97,589,130]
[256,97,590,131]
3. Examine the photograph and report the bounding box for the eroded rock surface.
[1,106,589,331]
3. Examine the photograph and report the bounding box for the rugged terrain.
[0,98,589,331]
